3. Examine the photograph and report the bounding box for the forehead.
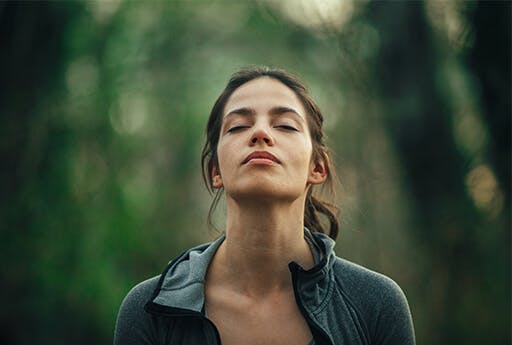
[224,77,306,115]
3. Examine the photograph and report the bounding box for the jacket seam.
[333,264,371,345]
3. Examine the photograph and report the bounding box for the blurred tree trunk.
[466,2,511,343]
[0,2,63,343]
[468,1,511,201]
[366,1,509,344]
[0,2,105,345]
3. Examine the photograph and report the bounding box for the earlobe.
[212,166,223,188]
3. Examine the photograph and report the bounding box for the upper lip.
[242,150,281,164]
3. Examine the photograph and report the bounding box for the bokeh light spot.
[465,164,504,219]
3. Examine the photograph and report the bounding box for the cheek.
[296,138,313,161]
[215,141,234,175]
[289,143,313,175]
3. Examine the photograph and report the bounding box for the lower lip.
[246,158,278,166]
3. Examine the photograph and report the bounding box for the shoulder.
[114,276,161,345]
[332,257,415,344]
[333,257,406,303]
[125,275,161,304]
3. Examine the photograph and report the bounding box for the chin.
[227,180,303,204]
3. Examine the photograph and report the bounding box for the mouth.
[242,150,281,165]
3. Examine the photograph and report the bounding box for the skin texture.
[205,77,327,345]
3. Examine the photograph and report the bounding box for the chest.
[205,291,313,345]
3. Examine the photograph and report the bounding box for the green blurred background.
[1,1,510,344]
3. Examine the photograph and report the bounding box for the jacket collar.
[148,229,336,314]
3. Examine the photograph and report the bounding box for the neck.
[210,196,315,298]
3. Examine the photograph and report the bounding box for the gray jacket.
[114,230,415,345]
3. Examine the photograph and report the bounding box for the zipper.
[145,302,222,344]
[289,262,334,345]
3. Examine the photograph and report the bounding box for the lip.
[242,150,281,165]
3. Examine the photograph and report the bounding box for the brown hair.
[201,66,339,240]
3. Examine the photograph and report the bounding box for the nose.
[249,126,274,146]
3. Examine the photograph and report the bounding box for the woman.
[114,67,415,345]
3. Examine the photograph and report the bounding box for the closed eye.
[227,125,250,133]
[276,125,298,131]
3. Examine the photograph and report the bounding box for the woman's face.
[212,77,326,202]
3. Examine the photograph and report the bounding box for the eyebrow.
[224,106,304,121]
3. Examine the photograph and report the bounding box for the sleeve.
[372,277,416,345]
[114,276,160,345]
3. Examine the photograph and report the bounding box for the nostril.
[251,137,257,143]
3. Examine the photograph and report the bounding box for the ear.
[308,159,327,185]
[211,165,223,188]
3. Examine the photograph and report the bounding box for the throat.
[206,230,316,298]
[205,279,313,345]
